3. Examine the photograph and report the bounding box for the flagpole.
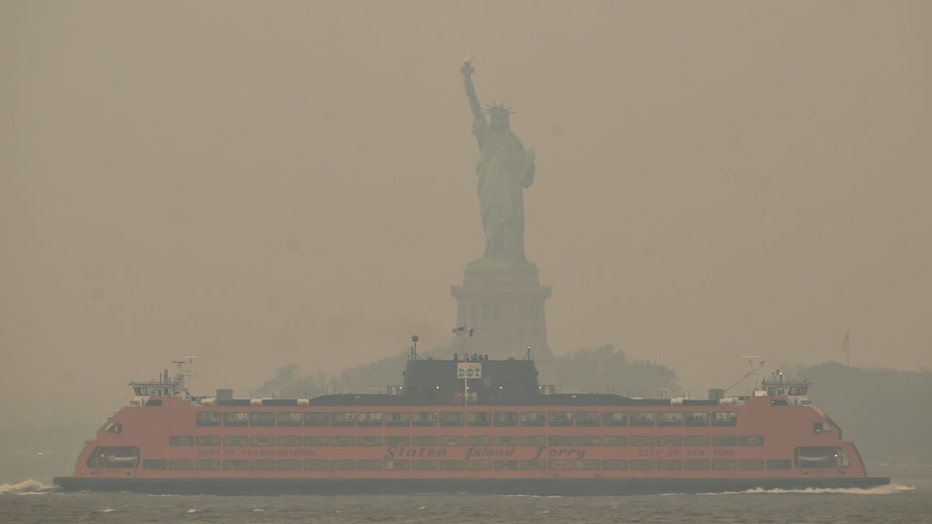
[842,331,850,367]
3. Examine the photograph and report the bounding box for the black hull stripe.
[53,476,891,496]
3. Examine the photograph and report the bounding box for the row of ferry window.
[142,458,791,471]
[195,411,737,428]
[169,435,765,447]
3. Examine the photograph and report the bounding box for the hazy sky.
[3,1,930,425]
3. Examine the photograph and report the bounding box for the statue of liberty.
[461,60,536,261]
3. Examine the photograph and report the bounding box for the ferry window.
[440,460,465,470]
[358,460,383,470]
[223,436,248,446]
[196,412,221,426]
[602,460,628,470]
[630,460,654,470]
[494,436,518,446]
[196,460,220,470]
[739,435,765,446]
[493,411,519,426]
[631,412,655,427]
[711,436,737,447]
[358,412,384,427]
[223,412,249,426]
[575,412,600,426]
[303,436,328,446]
[250,412,275,427]
[441,436,465,446]
[304,459,328,470]
[304,412,329,426]
[439,412,464,426]
[766,459,792,470]
[277,459,303,470]
[602,436,627,446]
[411,436,437,446]
[576,436,600,446]
[359,436,383,446]
[411,460,436,470]
[466,460,491,470]
[520,412,546,426]
[385,460,410,470]
[385,412,410,427]
[577,460,601,470]
[277,412,303,426]
[684,412,709,427]
[658,460,682,470]
[549,460,574,470]
[629,436,654,447]
[685,459,709,470]
[521,459,546,470]
[788,385,807,395]
[331,460,355,470]
[739,459,764,470]
[331,436,355,446]
[603,412,628,426]
[169,436,194,446]
[196,436,220,446]
[522,436,546,446]
[494,460,519,470]
[331,412,356,427]
[657,436,683,447]
[548,436,573,446]
[466,436,491,446]
[796,446,845,468]
[169,459,194,470]
[277,436,302,447]
[492,411,518,426]
[412,411,437,426]
[684,436,709,446]
[712,412,737,427]
[142,459,167,470]
[711,460,737,470]
[548,412,573,426]
[385,436,410,446]
[466,412,491,426]
[657,412,683,427]
[250,436,274,447]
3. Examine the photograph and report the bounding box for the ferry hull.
[53,475,891,495]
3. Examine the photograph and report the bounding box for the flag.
[452,325,466,335]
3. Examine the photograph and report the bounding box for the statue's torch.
[461,58,475,78]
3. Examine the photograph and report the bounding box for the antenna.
[842,331,850,367]
[725,356,763,394]
[410,335,419,361]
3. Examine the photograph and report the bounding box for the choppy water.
[1,478,929,523]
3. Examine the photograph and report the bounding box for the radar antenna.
[724,356,765,394]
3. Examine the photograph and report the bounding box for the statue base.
[451,257,554,377]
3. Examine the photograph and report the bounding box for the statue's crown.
[483,102,514,115]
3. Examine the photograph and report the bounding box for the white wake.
[0,479,54,494]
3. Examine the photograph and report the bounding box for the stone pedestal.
[450,258,554,371]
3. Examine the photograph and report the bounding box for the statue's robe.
[472,118,535,260]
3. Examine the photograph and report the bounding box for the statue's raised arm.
[461,61,484,124]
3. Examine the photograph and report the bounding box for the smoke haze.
[2,1,930,429]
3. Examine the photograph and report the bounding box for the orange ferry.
[54,349,889,494]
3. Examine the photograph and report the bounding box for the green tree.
[554,345,678,397]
